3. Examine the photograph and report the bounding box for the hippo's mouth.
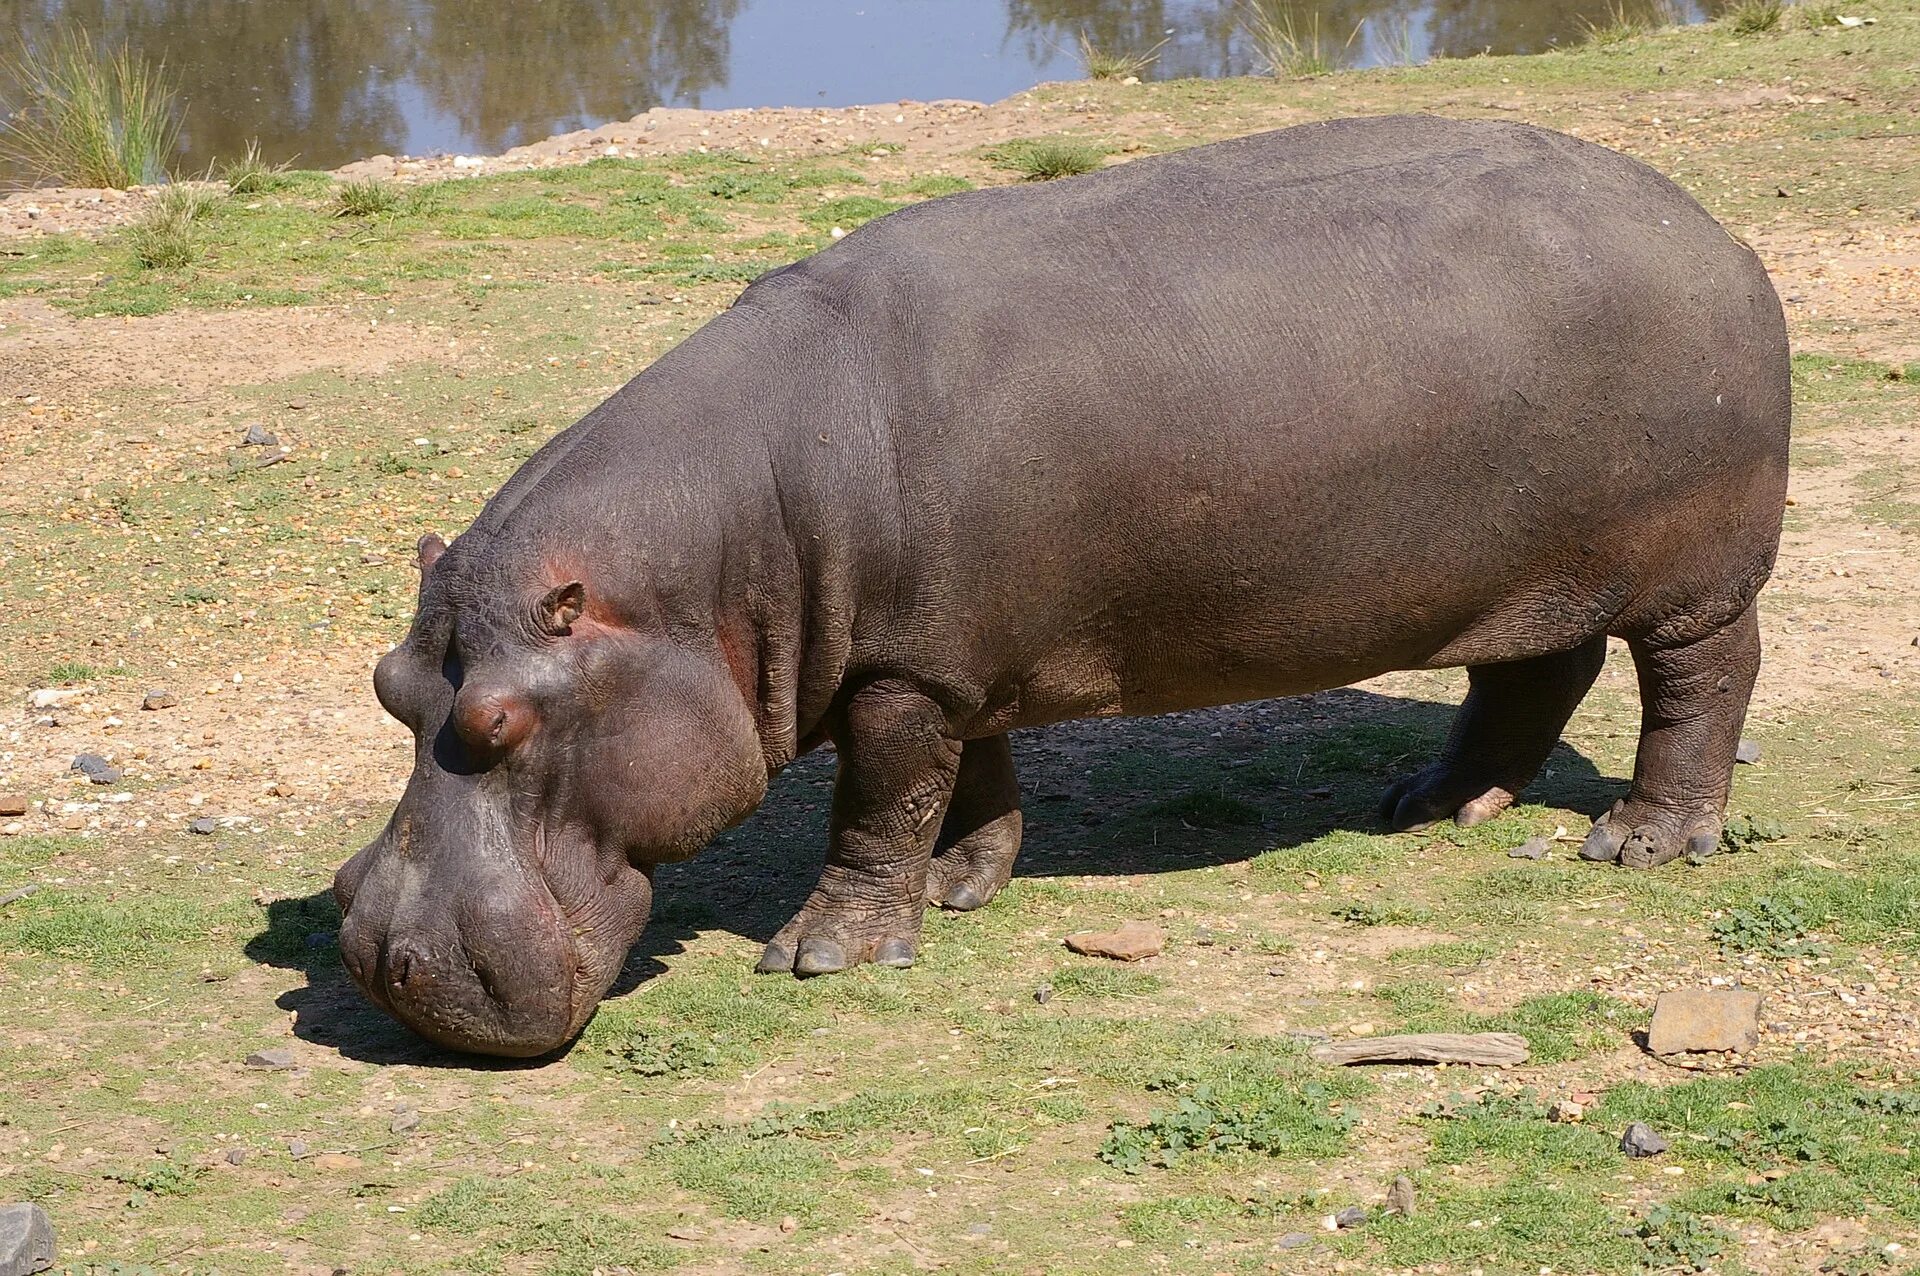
[334,827,653,1058]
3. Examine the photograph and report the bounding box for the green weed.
[1729,0,1785,32]
[45,661,98,682]
[1098,1077,1352,1171]
[1710,894,1826,958]
[1634,1203,1729,1272]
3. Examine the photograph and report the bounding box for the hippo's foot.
[1582,603,1761,870]
[1379,765,1518,832]
[925,733,1023,912]
[1579,798,1722,868]
[1382,636,1610,835]
[926,819,1021,912]
[756,869,926,977]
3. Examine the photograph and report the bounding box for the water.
[1,0,1719,185]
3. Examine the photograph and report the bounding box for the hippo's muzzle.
[333,816,652,1058]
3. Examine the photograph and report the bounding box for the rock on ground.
[1620,1122,1670,1158]
[1062,920,1164,961]
[0,1203,55,1276]
[1647,988,1763,1055]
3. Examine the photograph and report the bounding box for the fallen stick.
[1309,1031,1530,1067]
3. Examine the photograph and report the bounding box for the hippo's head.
[333,533,769,1056]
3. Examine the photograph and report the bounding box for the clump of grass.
[0,27,181,188]
[218,138,293,195]
[1331,899,1432,927]
[1241,4,1359,77]
[1729,0,1784,31]
[987,138,1106,181]
[1099,1077,1353,1172]
[1710,894,1826,958]
[1368,15,1424,66]
[45,661,98,683]
[124,182,218,269]
[334,177,402,217]
[1579,0,1677,46]
[1076,32,1164,81]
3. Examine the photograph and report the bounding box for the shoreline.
[0,86,1105,238]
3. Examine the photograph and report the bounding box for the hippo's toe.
[1581,800,1722,869]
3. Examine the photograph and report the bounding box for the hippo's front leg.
[756,680,961,977]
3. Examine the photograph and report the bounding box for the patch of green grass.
[417,1172,680,1271]
[1147,789,1261,828]
[1397,990,1640,1064]
[0,889,249,967]
[1098,1060,1357,1172]
[1374,1178,1643,1271]
[44,660,99,682]
[1331,898,1432,927]
[0,26,180,187]
[900,174,974,197]
[1252,828,1383,880]
[1386,939,1498,969]
[799,194,904,233]
[1049,965,1165,1000]
[987,138,1106,181]
[333,178,402,218]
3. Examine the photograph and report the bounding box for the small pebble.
[1034,982,1053,1005]
[69,753,122,785]
[241,424,280,448]
[244,1048,296,1070]
[1277,1231,1312,1249]
[141,690,178,711]
[1334,1206,1368,1229]
[1734,739,1762,765]
[1508,835,1551,860]
[188,817,218,835]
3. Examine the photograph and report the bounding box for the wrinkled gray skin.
[335,116,1789,1056]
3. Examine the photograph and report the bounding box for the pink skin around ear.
[418,533,448,574]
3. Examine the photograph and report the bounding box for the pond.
[1,0,1722,186]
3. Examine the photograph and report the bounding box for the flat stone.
[1647,988,1762,1056]
[188,817,218,835]
[69,754,122,785]
[244,1047,296,1070]
[1620,1122,1669,1158]
[0,1203,55,1276]
[0,797,26,818]
[1277,1232,1312,1249]
[1508,835,1551,860]
[1735,739,1762,765]
[390,1106,420,1134]
[1333,1206,1368,1229]
[241,424,280,447]
[141,690,178,711]
[1063,920,1164,962]
[0,887,41,908]
[26,689,80,710]
[1385,1174,1416,1217]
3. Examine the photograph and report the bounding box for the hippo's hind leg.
[1382,635,1608,831]
[757,680,960,978]
[926,734,1023,912]
[1581,603,1759,869]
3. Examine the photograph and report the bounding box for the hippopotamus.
[333,115,1789,1056]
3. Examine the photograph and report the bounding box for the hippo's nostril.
[384,938,431,989]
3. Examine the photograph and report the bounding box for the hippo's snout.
[334,829,647,1058]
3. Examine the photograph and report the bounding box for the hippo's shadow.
[634,685,1623,970]
[246,685,1625,1063]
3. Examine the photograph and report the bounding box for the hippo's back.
[744,117,1790,728]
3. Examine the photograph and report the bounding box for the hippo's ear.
[417,533,448,574]
[537,581,586,635]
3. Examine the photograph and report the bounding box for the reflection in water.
[2,0,1713,186]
